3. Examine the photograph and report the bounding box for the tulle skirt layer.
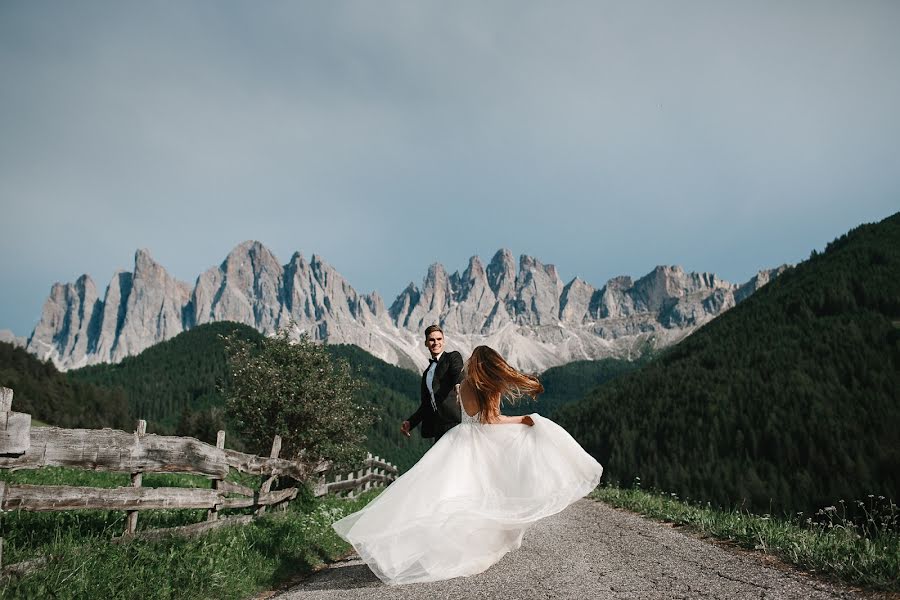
[332,414,603,585]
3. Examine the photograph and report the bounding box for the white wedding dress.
[332,396,604,585]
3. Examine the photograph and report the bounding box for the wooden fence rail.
[0,481,299,512]
[314,453,399,498]
[0,423,319,481]
[0,386,399,576]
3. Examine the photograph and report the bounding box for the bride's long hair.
[463,345,544,423]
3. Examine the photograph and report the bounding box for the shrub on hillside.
[224,330,370,469]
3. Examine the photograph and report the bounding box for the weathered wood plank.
[317,473,393,495]
[0,427,229,477]
[113,515,254,543]
[0,412,31,455]
[207,429,227,522]
[216,496,256,510]
[261,487,297,506]
[216,487,298,510]
[224,448,329,480]
[0,387,12,412]
[125,420,147,535]
[2,484,223,512]
[256,435,282,516]
[367,460,398,473]
[1,555,48,578]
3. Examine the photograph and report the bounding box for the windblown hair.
[463,345,544,424]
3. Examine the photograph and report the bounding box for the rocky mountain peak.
[0,330,26,348]
[513,254,563,325]
[424,262,448,285]
[222,240,281,276]
[463,255,485,280]
[24,243,783,373]
[486,249,516,300]
[133,248,158,275]
[560,277,596,323]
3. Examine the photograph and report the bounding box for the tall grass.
[0,467,258,566]
[0,467,378,599]
[592,483,899,592]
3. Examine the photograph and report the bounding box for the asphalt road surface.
[273,499,872,600]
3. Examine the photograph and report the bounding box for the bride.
[332,345,604,585]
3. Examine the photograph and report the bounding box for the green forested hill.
[64,323,429,469]
[557,212,900,513]
[505,357,645,417]
[0,342,130,429]
[68,322,264,442]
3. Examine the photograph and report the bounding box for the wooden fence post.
[372,455,379,489]
[124,419,147,536]
[256,435,281,516]
[207,430,226,522]
[0,387,12,412]
[0,387,30,456]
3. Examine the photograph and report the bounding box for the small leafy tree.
[223,329,370,469]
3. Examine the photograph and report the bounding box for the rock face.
[25,242,786,372]
[0,330,26,348]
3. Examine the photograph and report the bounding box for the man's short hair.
[424,324,443,339]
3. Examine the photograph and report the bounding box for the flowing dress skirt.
[332,414,603,585]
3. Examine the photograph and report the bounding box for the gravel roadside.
[272,498,875,599]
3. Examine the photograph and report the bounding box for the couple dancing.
[333,325,604,585]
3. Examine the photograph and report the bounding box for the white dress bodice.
[456,383,481,425]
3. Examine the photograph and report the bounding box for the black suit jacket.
[407,350,464,439]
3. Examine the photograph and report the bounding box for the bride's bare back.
[458,380,534,426]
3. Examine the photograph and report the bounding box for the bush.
[224,330,371,469]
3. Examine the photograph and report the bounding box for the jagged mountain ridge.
[25,241,785,372]
[0,330,26,348]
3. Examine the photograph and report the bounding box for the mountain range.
[24,242,785,372]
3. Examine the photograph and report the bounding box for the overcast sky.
[2,1,898,337]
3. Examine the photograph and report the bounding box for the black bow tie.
[429,358,439,365]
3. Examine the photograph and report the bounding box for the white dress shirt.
[425,352,443,411]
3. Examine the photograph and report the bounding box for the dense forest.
[505,357,646,417]
[64,323,430,468]
[557,212,900,513]
[68,321,264,444]
[0,342,130,429]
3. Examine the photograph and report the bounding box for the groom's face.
[425,332,444,357]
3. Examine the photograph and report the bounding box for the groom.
[400,325,464,443]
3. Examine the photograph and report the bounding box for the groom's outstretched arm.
[402,381,429,436]
[406,404,425,430]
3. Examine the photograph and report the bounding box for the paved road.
[274,499,870,600]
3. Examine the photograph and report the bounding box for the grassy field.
[592,483,899,592]
[0,467,379,599]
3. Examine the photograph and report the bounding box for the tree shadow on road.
[298,559,383,592]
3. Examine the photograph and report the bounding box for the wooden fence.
[314,453,399,498]
[0,386,398,574]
